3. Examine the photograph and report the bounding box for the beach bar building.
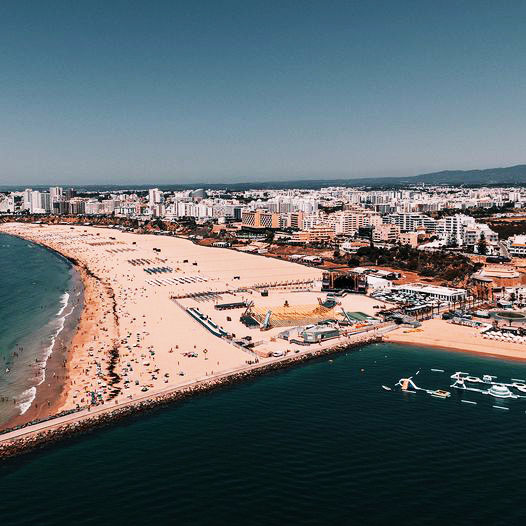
[300,326,340,343]
[394,283,466,303]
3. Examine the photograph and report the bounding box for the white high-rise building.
[436,214,476,246]
[30,191,43,213]
[148,188,162,207]
[333,211,382,235]
[50,186,63,204]
[384,213,436,233]
[41,192,51,212]
[300,199,319,214]
[23,189,32,211]
[30,191,51,213]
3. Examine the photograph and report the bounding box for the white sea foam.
[56,292,70,317]
[18,387,36,415]
[18,290,77,414]
[38,301,75,386]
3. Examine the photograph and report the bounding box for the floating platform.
[450,371,526,398]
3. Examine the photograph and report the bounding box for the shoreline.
[1,234,115,430]
[385,336,526,363]
[0,335,382,458]
[4,329,526,458]
[28,264,85,418]
[26,273,83,416]
[383,317,526,363]
[3,222,526,457]
[0,223,329,421]
[0,236,85,428]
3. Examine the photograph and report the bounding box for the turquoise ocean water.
[0,233,80,425]
[1,341,526,525]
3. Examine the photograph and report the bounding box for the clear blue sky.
[1,0,525,185]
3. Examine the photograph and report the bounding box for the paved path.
[0,328,392,446]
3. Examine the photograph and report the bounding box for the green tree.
[265,230,275,244]
[477,232,488,255]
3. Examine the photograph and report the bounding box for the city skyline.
[2,1,526,185]
[4,2,526,518]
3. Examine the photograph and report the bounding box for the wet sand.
[4,246,85,427]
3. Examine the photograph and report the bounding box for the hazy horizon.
[2,1,526,185]
[4,163,526,191]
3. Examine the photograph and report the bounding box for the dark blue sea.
[0,233,80,425]
[1,340,526,525]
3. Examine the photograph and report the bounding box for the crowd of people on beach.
[1,225,254,421]
[1,223,378,435]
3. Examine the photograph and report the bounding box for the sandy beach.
[1,222,344,427]
[7,220,526,436]
[384,318,526,361]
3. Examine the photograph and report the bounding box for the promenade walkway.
[0,325,395,446]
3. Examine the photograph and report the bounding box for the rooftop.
[395,283,466,295]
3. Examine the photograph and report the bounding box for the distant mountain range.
[2,164,526,192]
[312,164,526,187]
[414,164,526,185]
